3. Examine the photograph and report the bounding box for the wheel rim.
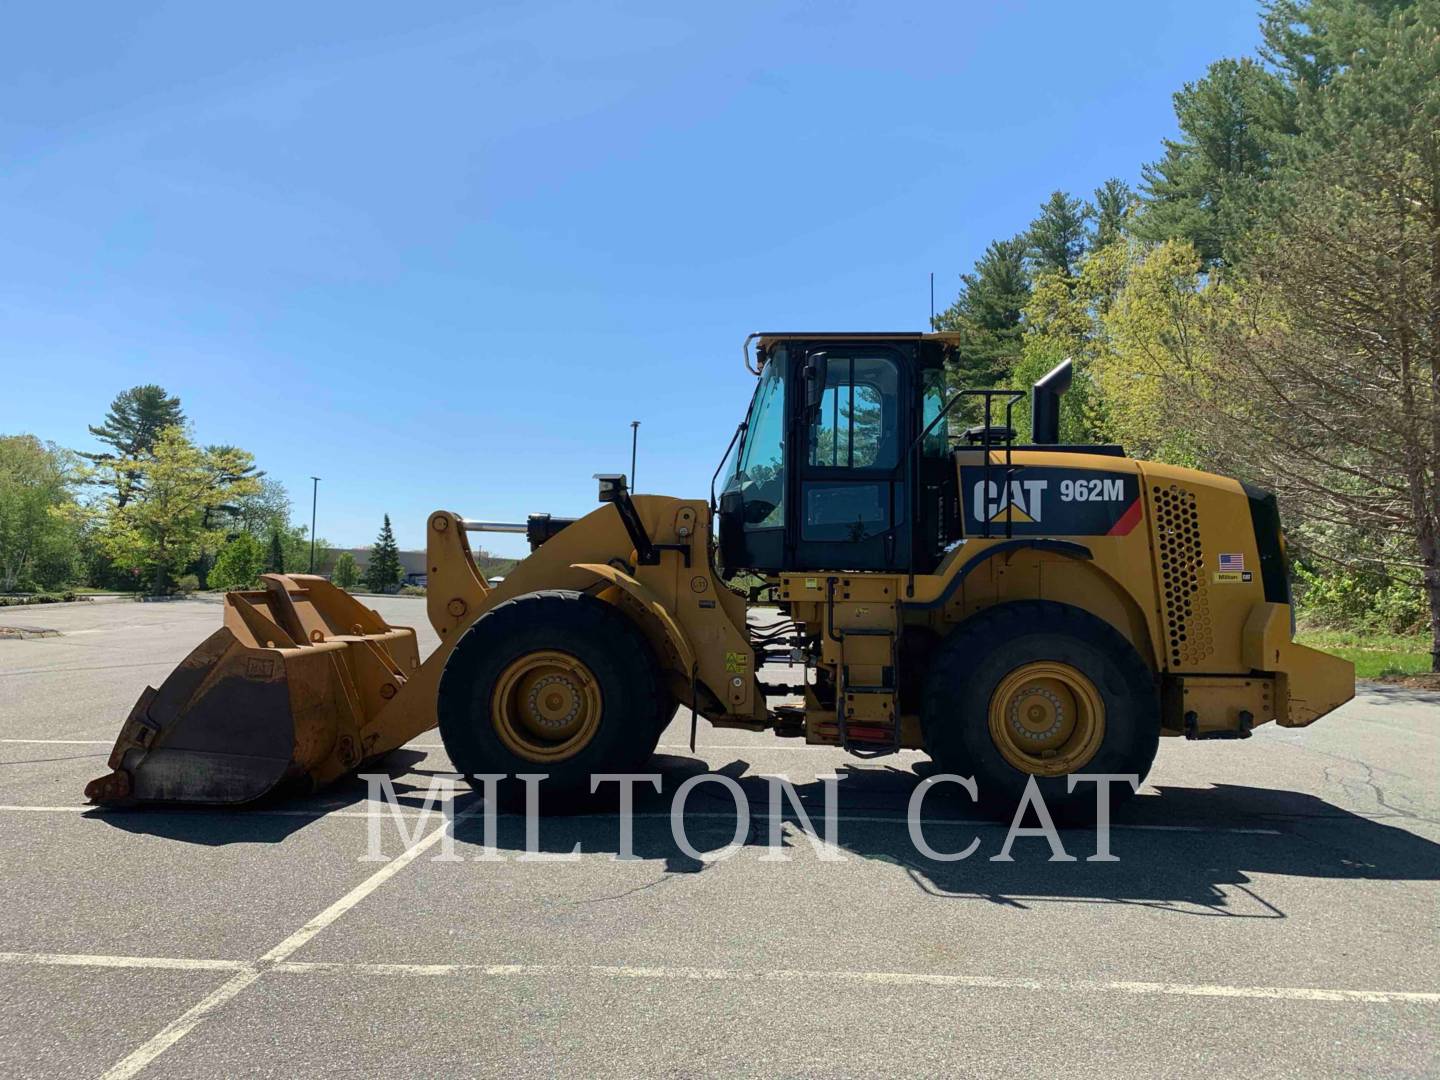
[492,650,602,763]
[987,661,1105,776]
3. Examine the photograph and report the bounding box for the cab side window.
[802,353,901,543]
[808,356,899,469]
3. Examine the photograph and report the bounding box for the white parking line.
[94,800,480,1080]
[1,950,1433,1006]
[0,803,1282,835]
[0,738,112,745]
[100,969,265,1080]
[0,951,245,972]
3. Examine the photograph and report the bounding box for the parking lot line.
[0,952,245,972]
[1,950,1433,1006]
[100,969,266,1080]
[93,800,481,1080]
[0,803,1284,835]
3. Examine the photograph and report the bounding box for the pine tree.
[267,529,285,574]
[1132,57,1295,266]
[933,236,1030,392]
[85,386,186,507]
[364,515,403,593]
[1025,191,1092,278]
[1091,178,1134,249]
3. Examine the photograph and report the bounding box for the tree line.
[934,0,1439,670]
[0,385,410,595]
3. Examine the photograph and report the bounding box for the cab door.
[790,346,911,571]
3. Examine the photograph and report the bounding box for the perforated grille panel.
[1153,484,1213,667]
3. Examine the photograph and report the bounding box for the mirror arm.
[710,421,748,515]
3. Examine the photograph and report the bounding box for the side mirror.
[594,473,628,503]
[717,490,745,576]
[803,352,828,418]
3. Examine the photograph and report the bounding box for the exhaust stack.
[1031,358,1073,444]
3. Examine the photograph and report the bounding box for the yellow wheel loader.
[85,333,1355,818]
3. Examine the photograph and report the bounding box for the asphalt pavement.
[0,596,1436,1078]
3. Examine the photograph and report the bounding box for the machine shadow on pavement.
[442,754,1440,913]
[87,749,1440,916]
[84,748,433,846]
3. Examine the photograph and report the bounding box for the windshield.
[723,357,786,528]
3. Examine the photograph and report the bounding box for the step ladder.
[836,624,900,756]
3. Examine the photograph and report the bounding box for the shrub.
[1292,562,1427,635]
[209,533,265,591]
[331,551,359,589]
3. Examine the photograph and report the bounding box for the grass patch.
[1296,626,1434,680]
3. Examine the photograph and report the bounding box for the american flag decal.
[1219,553,1245,571]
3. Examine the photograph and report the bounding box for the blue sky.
[1,1,1263,556]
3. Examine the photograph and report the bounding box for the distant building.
[324,548,427,588]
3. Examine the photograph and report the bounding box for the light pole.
[629,420,640,492]
[309,476,321,573]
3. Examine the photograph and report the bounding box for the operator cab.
[717,333,960,576]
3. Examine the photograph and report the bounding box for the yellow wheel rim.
[987,661,1105,776]
[492,650,602,763]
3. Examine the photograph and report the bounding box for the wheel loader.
[85,332,1355,818]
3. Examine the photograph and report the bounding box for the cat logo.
[973,478,1049,524]
[960,465,1141,537]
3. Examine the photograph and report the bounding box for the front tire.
[920,601,1159,823]
[437,590,661,808]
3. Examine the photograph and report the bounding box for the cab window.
[730,358,785,528]
[807,355,899,470]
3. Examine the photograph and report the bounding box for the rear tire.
[920,601,1159,824]
[437,590,661,809]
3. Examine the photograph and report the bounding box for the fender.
[903,539,1094,611]
[570,562,697,673]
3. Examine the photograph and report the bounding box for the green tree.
[1133,57,1295,265]
[331,551,359,589]
[0,435,85,592]
[267,529,285,574]
[1231,2,1438,665]
[280,525,334,575]
[208,532,265,590]
[1092,240,1217,465]
[364,514,404,592]
[1012,242,1131,442]
[1026,191,1092,278]
[933,236,1031,393]
[222,477,291,537]
[1121,2,1440,665]
[1259,0,1409,90]
[99,427,260,594]
[84,386,185,508]
[1091,178,1134,249]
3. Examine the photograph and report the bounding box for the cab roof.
[754,331,966,348]
[746,331,963,374]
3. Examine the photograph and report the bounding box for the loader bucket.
[85,574,421,806]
